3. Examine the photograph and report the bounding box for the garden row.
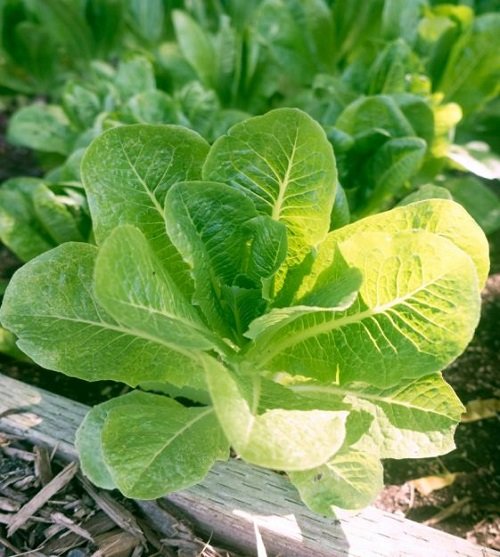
[0,0,499,524]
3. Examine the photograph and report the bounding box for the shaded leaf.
[101,391,228,498]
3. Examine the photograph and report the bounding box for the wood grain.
[0,373,497,557]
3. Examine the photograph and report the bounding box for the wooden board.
[0,372,498,557]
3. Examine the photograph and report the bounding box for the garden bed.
[1,237,499,554]
[0,372,499,557]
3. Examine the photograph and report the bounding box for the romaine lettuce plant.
[0,108,489,514]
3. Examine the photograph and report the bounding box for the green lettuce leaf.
[204,357,348,471]
[81,124,209,295]
[247,230,480,386]
[101,391,228,498]
[203,108,336,281]
[0,243,206,387]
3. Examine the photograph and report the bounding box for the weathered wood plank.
[0,373,497,557]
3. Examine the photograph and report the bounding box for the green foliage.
[3,0,498,235]
[0,178,89,261]
[0,110,489,514]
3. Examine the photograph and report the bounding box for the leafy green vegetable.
[0,100,489,514]
[204,108,336,279]
[7,104,76,156]
[0,178,88,261]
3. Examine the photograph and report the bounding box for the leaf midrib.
[254,270,451,366]
[129,407,213,490]
[118,136,164,217]
[272,128,299,221]
[18,312,201,361]
[290,382,455,419]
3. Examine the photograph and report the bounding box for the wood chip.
[79,476,145,544]
[136,518,176,557]
[50,511,95,542]
[1,446,35,462]
[92,530,141,557]
[7,460,78,536]
[34,445,53,485]
[0,496,21,512]
[0,484,29,504]
[461,398,500,423]
[134,500,179,537]
[12,474,36,490]
[0,512,12,525]
[43,511,116,554]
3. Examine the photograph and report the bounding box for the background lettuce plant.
[2,0,499,267]
[0,108,489,513]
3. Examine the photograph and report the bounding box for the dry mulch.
[0,434,236,557]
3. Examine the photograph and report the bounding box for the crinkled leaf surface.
[0,243,205,387]
[289,450,384,515]
[101,391,228,499]
[203,108,336,278]
[81,124,209,294]
[165,181,258,338]
[204,357,348,471]
[247,230,480,386]
[291,373,464,459]
[297,199,489,297]
[243,215,288,286]
[94,225,217,354]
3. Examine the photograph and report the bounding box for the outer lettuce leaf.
[289,450,384,514]
[75,391,154,490]
[94,225,220,354]
[246,230,480,386]
[0,243,207,388]
[204,357,348,471]
[291,373,464,459]
[297,199,489,297]
[101,391,228,499]
[81,124,209,296]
